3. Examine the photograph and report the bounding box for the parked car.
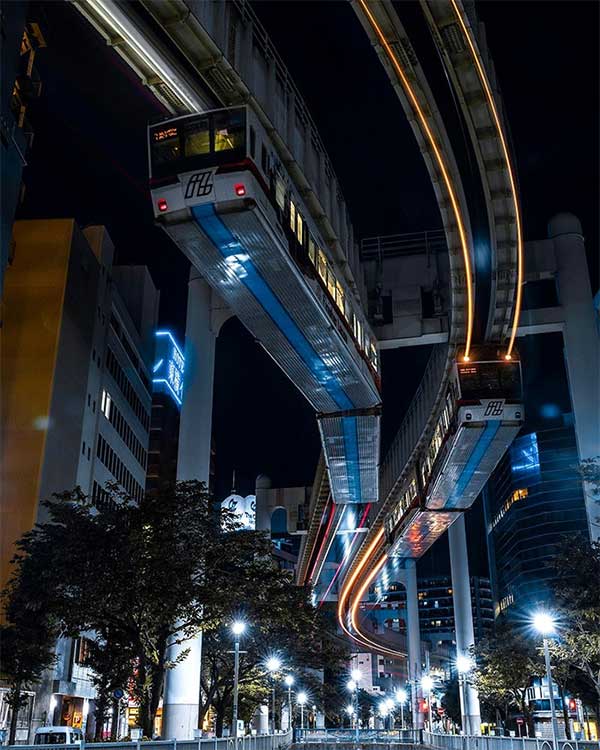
[34,727,83,744]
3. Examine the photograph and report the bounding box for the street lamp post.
[396,689,408,731]
[533,612,559,749]
[422,675,434,732]
[456,655,473,735]
[297,692,307,734]
[385,698,394,731]
[266,656,282,734]
[284,675,294,732]
[347,671,361,744]
[231,621,246,740]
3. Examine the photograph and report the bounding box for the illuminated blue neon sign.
[152,330,184,406]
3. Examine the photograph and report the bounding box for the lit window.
[317,249,327,282]
[327,267,336,298]
[290,201,296,233]
[101,389,111,420]
[213,110,245,152]
[183,116,210,157]
[296,213,304,244]
[275,178,286,210]
[308,237,316,264]
[336,280,345,312]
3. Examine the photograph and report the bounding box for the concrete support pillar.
[549,213,600,542]
[162,272,217,739]
[402,560,423,729]
[448,515,481,735]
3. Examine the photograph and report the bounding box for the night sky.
[18,1,599,572]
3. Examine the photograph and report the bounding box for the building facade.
[1,219,158,740]
[484,421,589,618]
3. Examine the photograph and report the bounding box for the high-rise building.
[484,420,588,618]
[0,219,158,740]
[1,9,46,297]
[483,213,598,620]
[146,330,184,495]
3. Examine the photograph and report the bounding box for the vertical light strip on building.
[448,0,524,358]
[356,0,474,360]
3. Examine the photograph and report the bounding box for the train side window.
[249,126,256,158]
[275,178,286,210]
[335,280,344,312]
[296,213,304,245]
[308,237,316,264]
[327,267,336,298]
[290,201,296,233]
[183,117,210,157]
[214,110,245,152]
[317,249,327,282]
[261,144,268,173]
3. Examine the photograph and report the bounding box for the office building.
[146,330,184,494]
[484,420,588,618]
[0,219,158,740]
[482,213,598,620]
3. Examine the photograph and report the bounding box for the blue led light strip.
[191,203,362,500]
[447,420,501,508]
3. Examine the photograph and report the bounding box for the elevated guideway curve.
[338,0,525,659]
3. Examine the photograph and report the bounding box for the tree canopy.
[2,482,345,738]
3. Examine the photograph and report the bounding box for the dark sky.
[18,2,599,563]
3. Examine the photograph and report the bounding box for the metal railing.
[8,732,292,750]
[298,728,421,744]
[361,230,447,261]
[422,731,600,750]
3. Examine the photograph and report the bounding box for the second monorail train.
[385,348,524,557]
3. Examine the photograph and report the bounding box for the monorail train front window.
[151,126,180,165]
[213,109,245,152]
[184,116,210,157]
[458,361,522,401]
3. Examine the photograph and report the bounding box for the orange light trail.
[336,526,406,658]
[448,0,524,357]
[356,0,474,360]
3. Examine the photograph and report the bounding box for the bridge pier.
[448,515,481,735]
[399,560,423,730]
[162,271,224,739]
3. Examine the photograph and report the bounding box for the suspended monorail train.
[385,348,524,557]
[148,105,381,504]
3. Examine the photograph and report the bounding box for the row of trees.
[469,539,600,738]
[0,482,346,742]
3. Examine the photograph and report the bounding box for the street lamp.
[231,621,246,740]
[266,656,282,734]
[532,611,559,749]
[396,689,408,730]
[284,675,294,732]
[347,675,360,743]
[297,692,307,732]
[385,698,394,731]
[456,655,472,735]
[421,675,434,731]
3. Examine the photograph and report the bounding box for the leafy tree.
[2,482,274,737]
[471,622,543,734]
[198,561,347,735]
[0,573,57,744]
[3,481,346,738]
[549,537,600,726]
